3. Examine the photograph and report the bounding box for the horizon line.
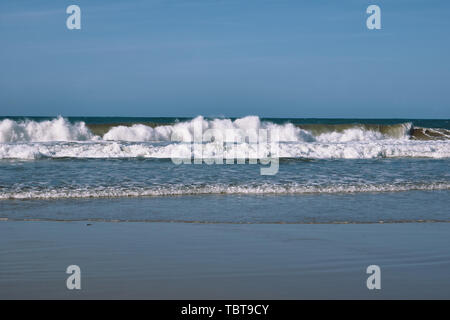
[0,115,449,120]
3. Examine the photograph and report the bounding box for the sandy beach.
[1,221,449,299]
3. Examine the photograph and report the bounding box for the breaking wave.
[0,116,449,160]
[0,117,95,143]
[1,139,450,159]
[0,116,414,143]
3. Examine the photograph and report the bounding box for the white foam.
[0,117,95,143]
[101,117,413,143]
[0,117,449,160]
[315,128,385,143]
[1,139,450,160]
[1,182,449,200]
[0,116,413,144]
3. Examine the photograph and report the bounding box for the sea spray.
[0,116,449,160]
[0,116,95,143]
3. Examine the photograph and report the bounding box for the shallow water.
[1,157,449,223]
[0,117,449,223]
[2,221,450,299]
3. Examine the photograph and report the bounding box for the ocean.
[0,116,449,224]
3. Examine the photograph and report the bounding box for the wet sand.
[1,221,449,299]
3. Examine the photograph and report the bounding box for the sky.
[0,0,449,118]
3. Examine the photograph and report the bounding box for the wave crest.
[100,116,415,143]
[0,116,95,143]
[0,117,449,160]
[0,116,418,143]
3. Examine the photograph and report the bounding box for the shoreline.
[1,217,450,224]
[1,220,450,299]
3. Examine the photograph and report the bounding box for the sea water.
[0,116,449,223]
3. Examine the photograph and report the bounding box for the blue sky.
[0,0,449,118]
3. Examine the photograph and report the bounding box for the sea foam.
[1,182,449,200]
[0,116,413,144]
[0,117,95,143]
[0,117,449,160]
